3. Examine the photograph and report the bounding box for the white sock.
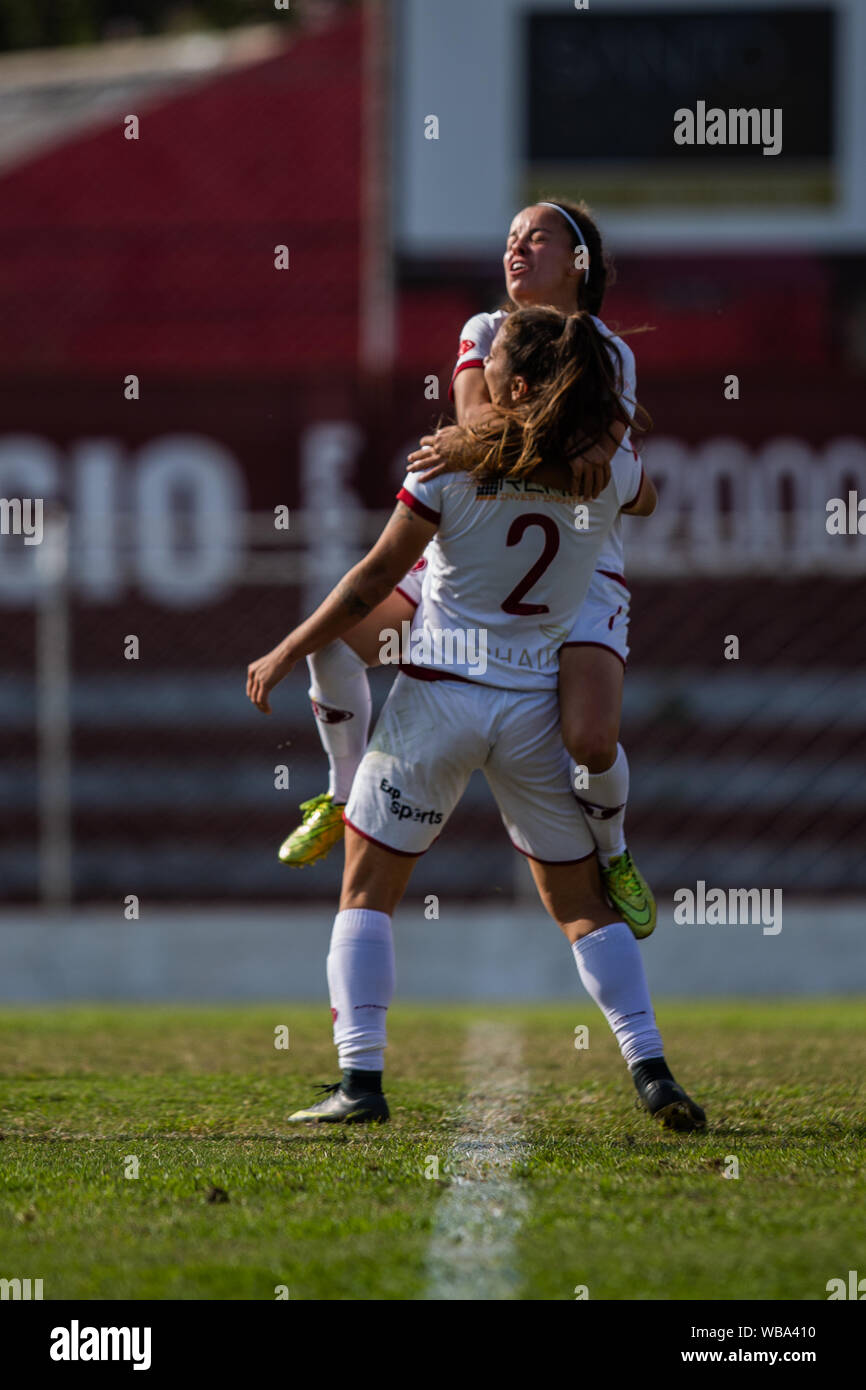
[326,908,395,1072]
[573,743,629,866]
[571,921,663,1067]
[307,641,372,803]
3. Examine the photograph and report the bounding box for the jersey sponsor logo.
[410,556,428,573]
[330,1006,338,1022]
[311,699,353,724]
[458,338,476,356]
[493,643,560,671]
[379,778,443,825]
[474,477,574,501]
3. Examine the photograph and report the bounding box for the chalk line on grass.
[425,1020,530,1301]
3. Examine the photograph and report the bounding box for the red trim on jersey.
[396,487,441,524]
[509,840,598,867]
[393,585,419,609]
[399,663,482,686]
[596,570,630,591]
[447,357,485,401]
[559,640,627,670]
[342,813,427,858]
[622,464,645,512]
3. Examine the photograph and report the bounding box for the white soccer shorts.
[563,569,631,666]
[343,671,596,862]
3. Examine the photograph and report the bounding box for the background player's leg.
[307,639,372,803]
[528,856,704,1131]
[280,592,415,866]
[558,643,626,848]
[307,590,415,795]
[558,645,655,937]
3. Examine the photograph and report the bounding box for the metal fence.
[2,474,866,905]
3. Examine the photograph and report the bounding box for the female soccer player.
[247,307,704,1133]
[280,200,654,939]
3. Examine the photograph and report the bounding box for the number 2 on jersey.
[500,513,560,615]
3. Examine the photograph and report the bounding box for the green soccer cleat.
[601,849,657,939]
[278,792,345,867]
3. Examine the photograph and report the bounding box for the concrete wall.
[1,899,863,1002]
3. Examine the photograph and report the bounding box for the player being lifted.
[247,306,705,1133]
[278,200,655,939]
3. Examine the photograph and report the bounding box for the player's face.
[483,335,526,407]
[504,205,577,307]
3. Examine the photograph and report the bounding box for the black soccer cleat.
[631,1060,707,1133]
[287,1081,389,1125]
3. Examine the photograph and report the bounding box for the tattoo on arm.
[337,580,372,619]
[394,501,422,527]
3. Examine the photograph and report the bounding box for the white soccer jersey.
[396,445,642,691]
[448,309,637,584]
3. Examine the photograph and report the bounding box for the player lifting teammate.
[279,200,656,940]
[247,306,705,1133]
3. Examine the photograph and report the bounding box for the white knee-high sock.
[573,743,629,865]
[307,641,372,803]
[326,908,395,1072]
[571,921,663,1066]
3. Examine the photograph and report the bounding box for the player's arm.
[569,336,638,498]
[409,411,627,491]
[620,468,657,517]
[565,419,626,501]
[453,366,494,426]
[246,502,437,713]
[407,332,496,479]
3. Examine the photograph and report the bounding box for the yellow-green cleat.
[278,792,345,868]
[601,850,656,939]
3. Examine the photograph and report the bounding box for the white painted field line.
[425,1021,530,1301]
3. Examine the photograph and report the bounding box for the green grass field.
[1,1000,864,1301]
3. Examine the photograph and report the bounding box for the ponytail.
[450,307,648,483]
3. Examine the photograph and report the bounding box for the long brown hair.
[455,306,648,482]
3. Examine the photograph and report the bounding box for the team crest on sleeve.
[410,557,428,573]
[458,338,476,356]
